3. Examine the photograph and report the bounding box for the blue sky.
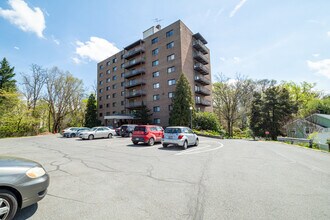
[1,0,330,94]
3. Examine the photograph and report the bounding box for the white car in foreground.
[162,126,199,150]
[79,127,116,140]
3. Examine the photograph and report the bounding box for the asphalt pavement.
[0,134,329,220]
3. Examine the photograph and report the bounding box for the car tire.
[148,138,155,146]
[182,140,188,150]
[108,133,113,139]
[194,138,199,146]
[70,133,75,138]
[0,189,18,220]
[88,135,94,140]
[162,144,168,148]
[133,141,138,145]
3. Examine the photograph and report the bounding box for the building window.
[112,84,117,89]
[106,86,110,91]
[121,82,125,87]
[113,66,117,72]
[167,41,174,49]
[99,96,102,101]
[99,65,104,70]
[112,93,116,98]
[153,106,160,112]
[167,54,175,61]
[99,73,103,77]
[99,104,103,109]
[168,92,174,98]
[107,70,111,74]
[153,94,160,101]
[166,29,174,37]
[107,61,111,66]
[99,113,103,117]
[106,78,111,83]
[99,80,103,85]
[99,89,103,93]
[106,103,109,108]
[121,91,125,96]
[152,60,159,66]
[112,102,116,107]
[152,71,160,78]
[106,95,110,99]
[121,54,124,59]
[151,37,158,44]
[168,105,173,111]
[113,58,117,63]
[153,83,160,89]
[121,101,124,106]
[152,48,159,55]
[168,79,176,86]
[106,112,110,116]
[121,72,125,78]
[153,118,161,124]
[167,66,175,73]
[121,63,124,69]
[112,75,117,80]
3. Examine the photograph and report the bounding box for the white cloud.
[74,37,120,63]
[327,31,330,37]
[51,35,60,45]
[307,59,330,79]
[219,57,226,62]
[14,46,19,50]
[0,0,46,38]
[72,57,81,64]
[312,53,320,57]
[229,0,247,18]
[233,56,241,63]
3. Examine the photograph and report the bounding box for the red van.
[131,125,164,145]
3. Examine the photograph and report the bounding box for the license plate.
[168,135,173,139]
[134,138,139,141]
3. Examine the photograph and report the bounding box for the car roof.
[165,126,189,129]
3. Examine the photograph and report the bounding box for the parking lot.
[1,134,330,220]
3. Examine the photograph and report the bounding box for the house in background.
[285,114,330,150]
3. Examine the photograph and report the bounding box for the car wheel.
[182,141,188,150]
[88,135,94,140]
[108,133,113,138]
[133,141,138,145]
[148,138,155,146]
[194,138,199,146]
[162,144,168,148]
[0,189,18,220]
[70,133,75,138]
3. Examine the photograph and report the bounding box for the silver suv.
[162,126,199,150]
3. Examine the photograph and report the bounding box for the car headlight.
[26,167,46,178]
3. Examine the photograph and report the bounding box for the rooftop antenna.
[153,18,163,25]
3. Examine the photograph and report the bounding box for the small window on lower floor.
[153,106,160,112]
[153,118,160,124]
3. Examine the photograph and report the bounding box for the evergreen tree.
[169,74,194,126]
[133,102,152,124]
[250,91,264,138]
[0,58,17,91]
[84,94,100,128]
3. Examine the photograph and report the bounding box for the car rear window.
[164,128,181,133]
[134,126,146,132]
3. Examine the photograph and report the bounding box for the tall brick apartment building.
[97,20,212,127]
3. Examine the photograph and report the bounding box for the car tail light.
[178,135,183,139]
[162,134,164,138]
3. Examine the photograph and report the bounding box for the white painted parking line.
[175,143,224,156]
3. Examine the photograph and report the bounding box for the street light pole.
[189,106,193,129]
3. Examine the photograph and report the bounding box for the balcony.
[194,74,211,85]
[193,33,208,44]
[195,87,211,96]
[124,57,145,69]
[194,63,209,75]
[193,40,208,55]
[193,51,208,65]
[126,102,144,109]
[124,68,145,79]
[123,47,145,60]
[125,79,146,89]
[196,98,211,106]
[126,90,146,99]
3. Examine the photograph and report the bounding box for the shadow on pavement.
[158,145,185,151]
[14,203,38,220]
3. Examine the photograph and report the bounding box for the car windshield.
[165,128,181,133]
[91,127,98,131]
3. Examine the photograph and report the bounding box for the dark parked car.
[120,124,137,137]
[0,156,49,220]
[132,125,164,145]
[115,126,122,136]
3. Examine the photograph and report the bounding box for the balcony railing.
[194,63,209,75]
[123,47,145,60]
[193,51,209,65]
[196,98,211,106]
[193,40,208,55]
[125,79,146,89]
[126,102,144,109]
[194,74,211,85]
[195,87,211,96]
[124,57,145,69]
[126,90,146,99]
[124,68,145,79]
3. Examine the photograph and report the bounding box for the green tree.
[84,94,100,128]
[0,58,17,91]
[169,74,194,127]
[133,102,152,124]
[250,91,264,138]
[193,112,221,132]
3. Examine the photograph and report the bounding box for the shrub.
[193,112,221,132]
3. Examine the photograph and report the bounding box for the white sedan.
[79,127,116,140]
